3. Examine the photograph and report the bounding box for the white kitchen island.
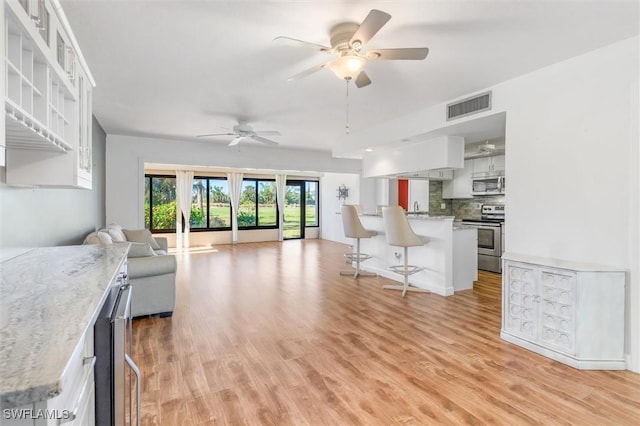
[356,214,477,296]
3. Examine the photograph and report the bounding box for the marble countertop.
[0,244,129,408]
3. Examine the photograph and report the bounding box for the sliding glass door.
[284,182,304,239]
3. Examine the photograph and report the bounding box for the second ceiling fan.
[197,120,280,146]
[274,9,429,88]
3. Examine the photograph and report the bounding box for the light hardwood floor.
[132,239,640,425]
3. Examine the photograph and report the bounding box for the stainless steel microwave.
[472,175,505,195]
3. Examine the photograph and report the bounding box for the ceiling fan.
[197,121,280,146]
[274,9,429,88]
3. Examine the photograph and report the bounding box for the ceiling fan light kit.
[274,9,430,134]
[328,54,367,80]
[275,9,429,87]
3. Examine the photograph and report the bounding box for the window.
[239,181,257,227]
[208,178,231,228]
[258,181,277,226]
[145,175,233,232]
[144,175,177,232]
[144,175,287,232]
[305,181,319,227]
[238,179,279,229]
[191,178,207,229]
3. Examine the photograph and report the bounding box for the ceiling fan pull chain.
[345,79,350,134]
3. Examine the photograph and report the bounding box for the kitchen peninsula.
[0,244,129,423]
[357,214,477,296]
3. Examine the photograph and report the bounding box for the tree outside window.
[305,181,319,226]
[239,181,257,227]
[209,180,231,228]
[146,176,177,231]
[258,181,277,226]
[191,179,207,228]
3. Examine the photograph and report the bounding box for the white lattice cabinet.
[501,253,626,370]
[2,0,94,188]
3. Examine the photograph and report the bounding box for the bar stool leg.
[340,238,377,278]
[382,247,430,297]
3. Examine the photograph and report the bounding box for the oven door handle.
[125,353,141,426]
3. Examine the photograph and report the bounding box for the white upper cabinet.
[472,154,505,177]
[443,159,473,199]
[3,0,95,188]
[424,169,453,181]
[408,179,430,211]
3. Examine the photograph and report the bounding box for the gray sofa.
[84,225,177,317]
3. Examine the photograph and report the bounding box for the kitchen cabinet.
[0,244,130,425]
[443,159,473,199]
[395,169,452,181]
[425,169,453,180]
[501,254,625,370]
[363,135,464,178]
[3,0,95,188]
[408,179,429,212]
[472,154,505,177]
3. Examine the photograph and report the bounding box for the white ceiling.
[60,0,638,153]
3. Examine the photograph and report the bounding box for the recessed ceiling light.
[365,148,373,152]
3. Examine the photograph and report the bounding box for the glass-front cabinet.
[2,0,95,188]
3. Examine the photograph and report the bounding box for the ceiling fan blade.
[228,136,243,146]
[196,132,235,137]
[350,9,391,48]
[251,135,279,145]
[273,36,331,53]
[355,71,371,88]
[254,130,281,136]
[367,47,429,60]
[287,62,329,81]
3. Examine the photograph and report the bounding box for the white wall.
[0,117,107,247]
[105,134,361,230]
[332,37,640,371]
[359,176,377,213]
[319,172,361,244]
[501,37,639,372]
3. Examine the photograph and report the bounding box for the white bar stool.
[340,205,377,279]
[382,205,429,297]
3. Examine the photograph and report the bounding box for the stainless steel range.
[462,204,504,273]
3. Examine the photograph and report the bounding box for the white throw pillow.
[83,232,101,245]
[96,231,113,245]
[106,225,127,242]
[127,242,157,258]
[122,228,161,250]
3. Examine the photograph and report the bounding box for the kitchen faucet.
[414,201,420,212]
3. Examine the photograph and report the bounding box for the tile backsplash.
[429,181,505,220]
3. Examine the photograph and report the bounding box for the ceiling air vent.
[447,91,492,121]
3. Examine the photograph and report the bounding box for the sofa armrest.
[128,254,176,279]
[154,236,168,251]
